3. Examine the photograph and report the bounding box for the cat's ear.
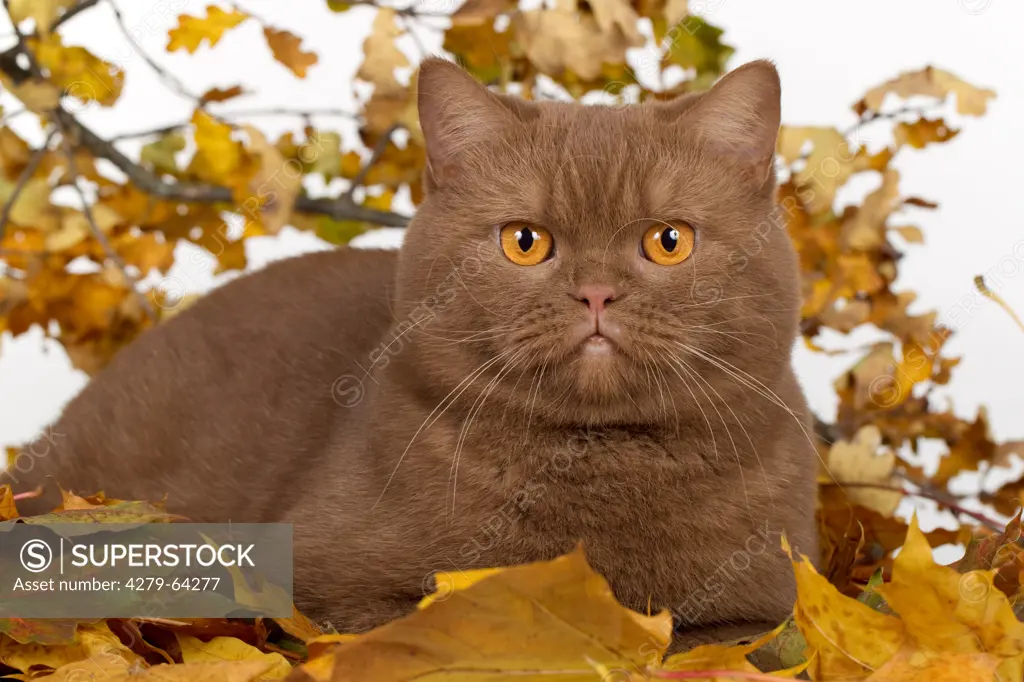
[417,57,533,189]
[666,60,781,183]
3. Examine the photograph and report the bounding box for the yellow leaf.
[34,660,275,682]
[0,484,18,520]
[663,622,795,676]
[865,645,1002,682]
[894,118,960,149]
[167,5,249,54]
[290,548,672,681]
[784,536,905,679]
[32,35,124,106]
[8,0,76,34]
[894,225,924,243]
[0,178,60,232]
[141,132,187,176]
[263,27,318,78]
[776,126,852,215]
[855,66,995,116]
[191,110,243,183]
[827,425,902,516]
[240,125,302,234]
[357,9,410,96]
[514,2,641,81]
[417,566,504,609]
[0,75,61,113]
[840,169,900,251]
[0,622,141,675]
[877,515,1024,658]
[176,634,292,680]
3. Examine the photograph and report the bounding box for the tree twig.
[51,0,102,31]
[825,480,1004,531]
[55,110,410,226]
[56,127,159,322]
[105,0,200,103]
[0,130,56,241]
[344,124,400,202]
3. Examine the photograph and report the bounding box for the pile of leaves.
[2,0,1024,680]
[3,487,1024,680]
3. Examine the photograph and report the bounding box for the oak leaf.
[168,6,249,54]
[263,28,318,79]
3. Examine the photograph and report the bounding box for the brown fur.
[13,59,817,646]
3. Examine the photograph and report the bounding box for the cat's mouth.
[582,334,615,355]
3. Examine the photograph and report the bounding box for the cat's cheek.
[728,251,748,270]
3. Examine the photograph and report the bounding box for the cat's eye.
[500,222,554,266]
[641,221,695,266]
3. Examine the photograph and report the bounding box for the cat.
[13,57,818,647]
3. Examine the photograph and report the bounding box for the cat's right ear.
[417,58,532,190]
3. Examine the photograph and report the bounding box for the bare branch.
[105,0,200,102]
[55,109,411,226]
[52,0,102,31]
[56,128,159,323]
[0,130,56,241]
[344,124,400,202]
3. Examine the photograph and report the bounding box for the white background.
[1,1,1022,536]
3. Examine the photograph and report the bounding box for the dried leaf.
[855,66,996,116]
[168,6,249,54]
[263,28,319,78]
[356,9,409,96]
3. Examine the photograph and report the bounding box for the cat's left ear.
[662,60,781,184]
[417,58,534,189]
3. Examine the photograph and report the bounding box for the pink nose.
[575,285,617,316]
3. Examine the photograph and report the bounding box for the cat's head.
[393,58,802,426]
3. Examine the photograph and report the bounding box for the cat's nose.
[575,285,617,316]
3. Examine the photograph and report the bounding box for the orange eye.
[641,221,695,265]
[500,222,554,266]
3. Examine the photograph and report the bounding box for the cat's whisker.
[668,351,772,514]
[373,346,519,509]
[676,343,834,485]
[448,348,528,522]
[361,315,432,378]
[657,350,720,466]
[676,292,779,311]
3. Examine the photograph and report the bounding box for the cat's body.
[14,58,818,645]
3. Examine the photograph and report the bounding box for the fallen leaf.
[288,548,671,681]
[177,634,292,680]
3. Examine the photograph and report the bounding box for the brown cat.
[13,58,818,647]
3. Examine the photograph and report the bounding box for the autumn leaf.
[878,516,1024,660]
[777,126,853,215]
[200,85,247,104]
[0,484,18,520]
[190,110,246,184]
[263,28,319,78]
[784,535,905,679]
[32,35,124,106]
[177,634,292,680]
[8,0,77,34]
[291,548,671,681]
[855,66,996,116]
[141,132,187,176]
[826,425,902,516]
[240,125,302,234]
[168,6,249,54]
[357,9,410,96]
[894,118,960,149]
[514,0,643,81]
